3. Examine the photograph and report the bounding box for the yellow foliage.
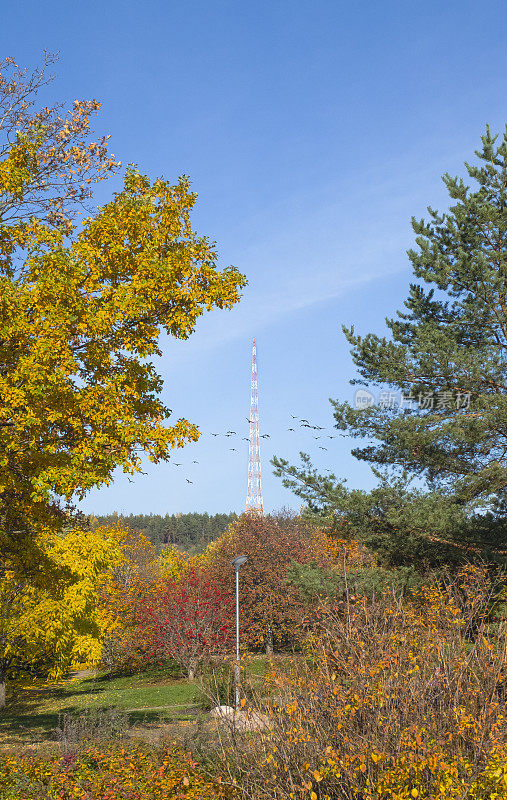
[0,741,232,799]
[0,526,119,693]
[0,57,246,570]
[220,566,507,800]
[158,545,191,582]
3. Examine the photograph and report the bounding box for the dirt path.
[67,669,98,681]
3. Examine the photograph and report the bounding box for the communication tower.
[246,338,263,513]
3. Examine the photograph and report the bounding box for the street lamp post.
[232,555,248,712]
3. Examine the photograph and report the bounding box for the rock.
[209,705,235,720]
[235,709,271,732]
[209,705,270,731]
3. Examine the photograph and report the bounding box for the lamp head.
[232,555,248,569]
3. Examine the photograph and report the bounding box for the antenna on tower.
[246,338,263,513]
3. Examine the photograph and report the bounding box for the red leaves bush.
[138,567,234,678]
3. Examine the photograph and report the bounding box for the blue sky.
[3,1,506,515]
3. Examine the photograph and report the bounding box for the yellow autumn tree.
[0,55,246,573]
[158,546,191,582]
[97,522,159,671]
[0,525,120,709]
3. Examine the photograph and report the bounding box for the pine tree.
[274,128,507,567]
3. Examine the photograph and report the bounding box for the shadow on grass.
[0,664,195,745]
[0,685,98,744]
[6,668,175,711]
[9,676,106,705]
[93,662,183,685]
[0,699,200,745]
[0,709,60,743]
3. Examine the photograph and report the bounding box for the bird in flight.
[174,463,182,466]
[287,428,295,431]
[242,437,249,441]
[227,430,236,434]
[260,433,270,439]
[229,448,237,451]
[246,418,254,423]
[300,418,309,423]
[211,433,219,437]
[192,460,199,464]
[301,423,311,428]
[318,446,328,450]
[314,436,321,439]
[328,435,335,439]
[290,414,298,419]
[186,478,193,483]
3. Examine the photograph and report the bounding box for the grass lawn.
[245,655,269,677]
[0,655,284,748]
[0,666,200,747]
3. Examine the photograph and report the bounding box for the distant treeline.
[89,512,238,552]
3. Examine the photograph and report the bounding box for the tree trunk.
[0,674,5,710]
[188,661,197,680]
[265,627,274,656]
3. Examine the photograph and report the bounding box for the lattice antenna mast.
[246,338,263,513]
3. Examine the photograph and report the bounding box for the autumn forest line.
[88,512,238,552]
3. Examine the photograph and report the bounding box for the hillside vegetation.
[89,512,238,552]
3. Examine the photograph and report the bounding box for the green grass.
[0,655,290,747]
[0,666,200,746]
[44,680,197,712]
[244,655,270,678]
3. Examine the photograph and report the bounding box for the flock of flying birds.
[170,414,339,484]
